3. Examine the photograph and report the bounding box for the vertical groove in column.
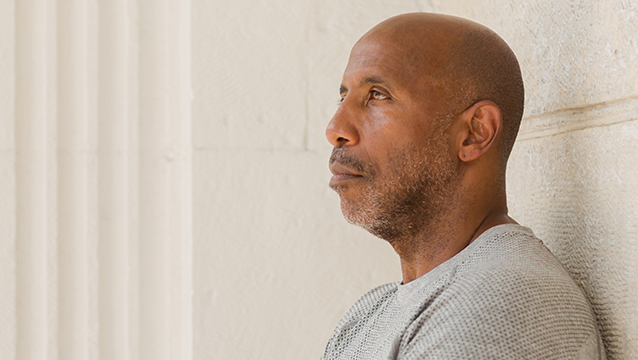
[138,0,170,358]
[167,0,193,358]
[97,0,134,358]
[0,0,16,359]
[125,1,141,358]
[14,0,40,357]
[15,0,58,359]
[57,0,98,359]
[45,3,60,358]
[86,2,100,358]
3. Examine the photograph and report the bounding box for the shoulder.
[321,282,398,359]
[334,282,398,330]
[400,225,604,359]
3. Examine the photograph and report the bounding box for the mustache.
[329,147,370,175]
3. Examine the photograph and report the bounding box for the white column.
[5,0,193,359]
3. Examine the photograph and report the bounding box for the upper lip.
[329,162,363,177]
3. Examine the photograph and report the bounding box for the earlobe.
[457,101,502,163]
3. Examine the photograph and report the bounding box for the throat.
[392,225,458,284]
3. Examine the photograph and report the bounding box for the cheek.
[362,108,434,170]
[359,129,395,170]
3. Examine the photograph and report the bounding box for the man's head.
[326,13,524,243]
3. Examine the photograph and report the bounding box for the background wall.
[193,0,638,358]
[1,0,636,359]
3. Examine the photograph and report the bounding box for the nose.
[325,104,360,147]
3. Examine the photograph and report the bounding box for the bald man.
[322,13,606,360]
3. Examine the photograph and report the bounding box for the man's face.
[326,35,459,241]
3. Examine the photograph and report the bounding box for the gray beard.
[332,124,459,244]
[340,147,457,243]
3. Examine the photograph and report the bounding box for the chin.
[340,199,371,226]
[340,201,398,240]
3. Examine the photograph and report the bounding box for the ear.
[457,100,502,163]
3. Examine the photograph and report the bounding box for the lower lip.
[329,173,363,186]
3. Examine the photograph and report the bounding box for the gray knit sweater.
[321,224,606,360]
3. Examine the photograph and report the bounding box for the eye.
[337,92,347,105]
[370,90,389,101]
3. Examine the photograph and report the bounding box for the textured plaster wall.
[192,1,637,359]
[508,120,638,358]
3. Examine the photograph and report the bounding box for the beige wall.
[1,0,635,359]
[192,1,637,359]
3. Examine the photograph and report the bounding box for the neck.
[392,187,515,284]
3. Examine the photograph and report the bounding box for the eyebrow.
[339,76,389,95]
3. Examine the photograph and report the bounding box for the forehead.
[342,36,443,95]
[344,38,450,112]
[344,39,414,83]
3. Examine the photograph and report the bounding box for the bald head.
[356,13,524,163]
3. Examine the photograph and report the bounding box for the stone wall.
[192,1,637,359]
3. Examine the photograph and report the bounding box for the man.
[322,12,606,359]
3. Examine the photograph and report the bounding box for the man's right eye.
[370,90,389,101]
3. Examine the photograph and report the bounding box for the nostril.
[326,118,357,146]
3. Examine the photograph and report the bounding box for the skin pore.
[326,13,523,283]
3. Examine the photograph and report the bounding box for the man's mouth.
[329,173,364,187]
[329,163,364,187]
[328,147,371,187]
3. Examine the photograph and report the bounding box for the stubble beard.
[330,126,458,245]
